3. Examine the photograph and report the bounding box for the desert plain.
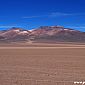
[0,43,85,85]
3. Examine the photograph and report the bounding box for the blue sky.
[0,0,85,31]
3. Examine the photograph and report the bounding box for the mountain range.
[0,26,85,43]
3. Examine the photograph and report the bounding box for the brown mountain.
[0,27,31,42]
[0,26,85,43]
[31,26,85,42]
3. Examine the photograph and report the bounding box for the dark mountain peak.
[37,26,64,30]
[32,25,79,35]
[10,27,25,31]
[36,26,79,32]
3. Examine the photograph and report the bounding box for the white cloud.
[0,25,22,28]
[69,26,85,28]
[22,12,85,19]
[22,15,47,19]
[22,12,75,19]
[49,12,73,17]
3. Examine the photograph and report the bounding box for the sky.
[0,0,85,31]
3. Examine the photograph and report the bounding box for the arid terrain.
[0,43,85,85]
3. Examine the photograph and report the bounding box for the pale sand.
[0,44,85,85]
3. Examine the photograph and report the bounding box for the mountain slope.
[31,26,85,42]
[0,26,85,43]
[0,27,31,42]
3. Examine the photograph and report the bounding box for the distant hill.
[0,26,85,43]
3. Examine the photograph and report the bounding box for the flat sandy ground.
[0,43,85,85]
